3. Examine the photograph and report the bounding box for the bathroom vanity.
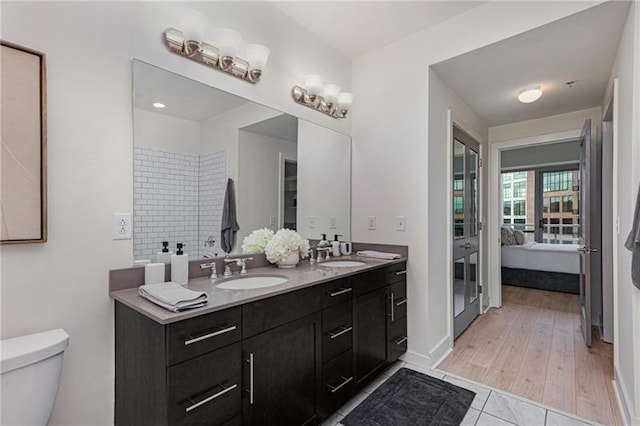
[111,257,407,425]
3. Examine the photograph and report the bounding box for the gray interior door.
[578,119,595,347]
[452,126,481,339]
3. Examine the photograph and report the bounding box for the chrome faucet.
[200,262,217,280]
[223,257,253,277]
[204,235,215,247]
[316,247,331,262]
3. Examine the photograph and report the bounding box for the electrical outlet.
[113,213,132,240]
[396,216,406,231]
[329,216,337,229]
[269,216,276,228]
[309,216,316,229]
[367,216,376,230]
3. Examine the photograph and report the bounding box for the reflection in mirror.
[454,256,465,317]
[470,252,478,302]
[453,140,465,239]
[132,60,350,262]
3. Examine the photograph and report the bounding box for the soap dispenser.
[157,241,173,263]
[317,234,330,249]
[332,234,342,257]
[171,243,189,285]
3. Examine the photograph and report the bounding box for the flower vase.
[277,251,300,269]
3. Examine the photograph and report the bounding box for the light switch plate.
[309,216,316,229]
[269,216,276,227]
[367,216,376,230]
[113,213,132,240]
[329,216,337,229]
[396,216,406,231]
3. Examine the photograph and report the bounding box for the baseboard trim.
[428,334,452,369]
[401,350,431,369]
[614,367,636,425]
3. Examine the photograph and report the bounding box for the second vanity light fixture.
[164,9,270,84]
[292,75,354,119]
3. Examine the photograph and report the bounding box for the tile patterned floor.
[321,361,596,426]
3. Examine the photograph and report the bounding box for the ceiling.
[242,114,299,143]
[270,1,486,58]
[431,1,631,127]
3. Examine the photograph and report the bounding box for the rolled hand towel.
[139,282,208,312]
[356,250,401,260]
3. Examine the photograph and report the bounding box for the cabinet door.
[242,313,321,426]
[354,286,388,387]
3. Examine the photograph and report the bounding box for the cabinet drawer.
[242,286,321,338]
[321,277,353,308]
[388,282,408,323]
[320,349,354,419]
[167,307,241,365]
[322,301,353,362]
[388,319,408,362]
[353,262,407,296]
[167,342,241,425]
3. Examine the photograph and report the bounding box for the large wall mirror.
[132,60,351,261]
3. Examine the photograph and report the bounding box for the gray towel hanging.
[221,178,239,254]
[625,183,640,289]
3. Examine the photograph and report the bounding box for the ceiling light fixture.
[152,102,166,109]
[518,86,542,103]
[292,75,354,119]
[164,9,270,84]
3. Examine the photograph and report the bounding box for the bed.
[501,242,581,294]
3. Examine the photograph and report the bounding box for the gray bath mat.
[341,368,475,426]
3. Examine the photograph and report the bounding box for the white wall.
[236,130,297,248]
[603,1,640,422]
[133,107,201,154]
[297,120,351,242]
[0,2,350,424]
[351,1,607,368]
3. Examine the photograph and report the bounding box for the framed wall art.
[1,40,47,244]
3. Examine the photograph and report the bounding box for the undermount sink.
[319,260,366,268]
[216,274,289,290]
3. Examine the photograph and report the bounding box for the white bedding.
[501,242,580,274]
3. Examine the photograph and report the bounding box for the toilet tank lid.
[1,328,69,374]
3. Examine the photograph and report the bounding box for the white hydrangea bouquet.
[264,229,310,268]
[241,228,275,254]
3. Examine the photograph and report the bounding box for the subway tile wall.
[199,151,227,258]
[133,147,226,262]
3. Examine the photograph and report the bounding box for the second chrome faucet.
[223,257,253,277]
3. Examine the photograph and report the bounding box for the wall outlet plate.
[396,216,406,231]
[329,216,337,229]
[113,213,132,240]
[367,216,376,230]
[309,215,316,229]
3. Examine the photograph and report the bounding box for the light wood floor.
[438,285,622,425]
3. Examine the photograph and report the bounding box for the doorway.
[452,125,481,339]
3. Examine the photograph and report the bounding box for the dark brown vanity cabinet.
[353,262,408,390]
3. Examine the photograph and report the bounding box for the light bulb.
[518,86,542,103]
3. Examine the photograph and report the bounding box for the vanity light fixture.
[152,102,166,109]
[518,86,542,103]
[164,9,270,84]
[292,75,354,119]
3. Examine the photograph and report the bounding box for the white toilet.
[1,328,69,425]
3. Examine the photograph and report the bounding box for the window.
[513,181,526,198]
[503,218,512,224]
[563,195,573,213]
[513,200,526,216]
[454,219,464,238]
[503,174,512,183]
[550,218,560,234]
[543,170,574,192]
[454,178,463,191]
[513,218,526,230]
[550,196,560,213]
[513,172,527,180]
[454,196,464,214]
[562,218,573,235]
[543,197,548,213]
[503,183,512,199]
[503,201,511,216]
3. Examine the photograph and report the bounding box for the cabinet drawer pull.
[184,325,237,346]
[395,298,408,307]
[329,326,353,339]
[185,383,238,413]
[395,270,407,275]
[327,287,352,297]
[327,376,353,393]
[395,336,408,346]
[247,353,254,405]
[389,292,395,322]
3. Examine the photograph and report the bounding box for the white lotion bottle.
[171,243,189,285]
[332,234,342,257]
[157,241,173,263]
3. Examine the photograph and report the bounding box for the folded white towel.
[139,282,208,312]
[356,250,401,260]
